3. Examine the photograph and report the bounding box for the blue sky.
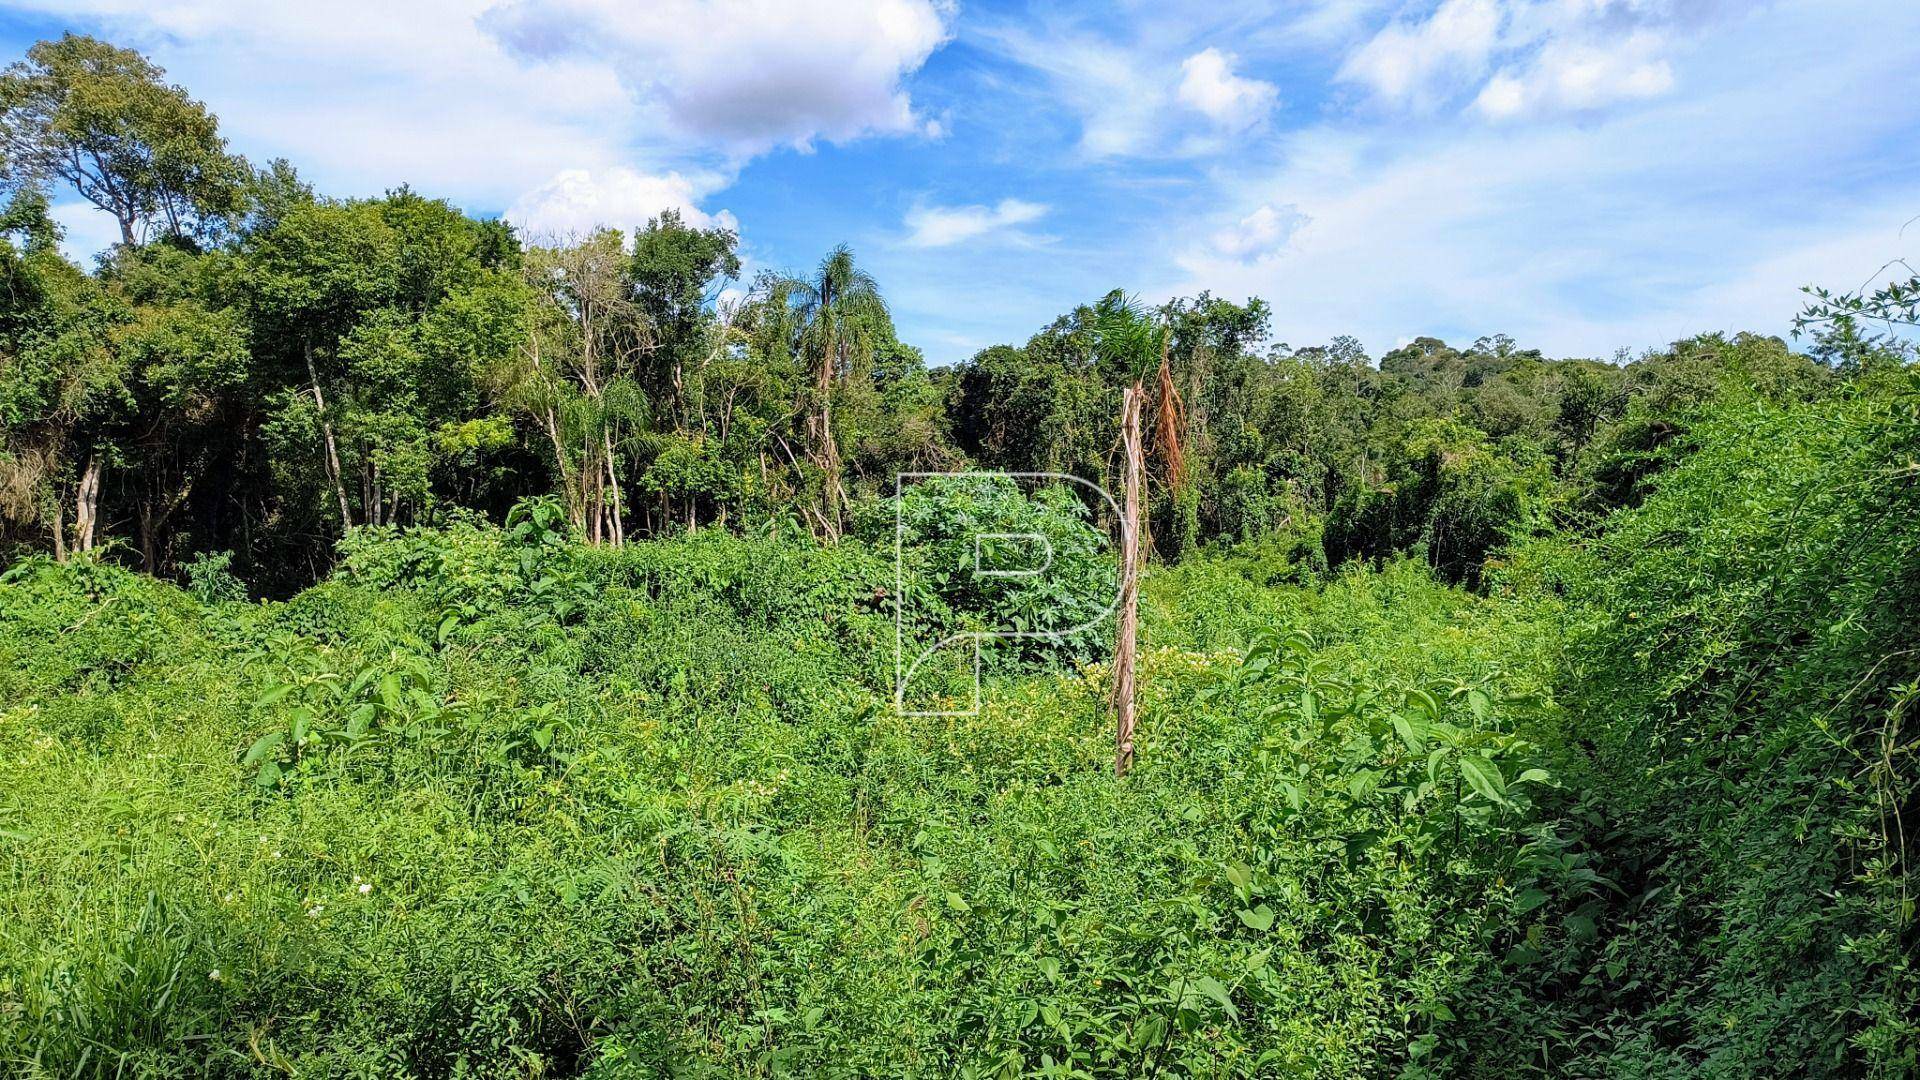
[6,0,1919,364]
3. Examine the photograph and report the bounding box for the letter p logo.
[893,472,1121,715]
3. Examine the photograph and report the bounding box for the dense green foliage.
[2,32,1917,1080]
[3,361,1916,1075]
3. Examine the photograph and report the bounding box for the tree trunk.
[603,429,625,546]
[1114,383,1144,778]
[305,341,353,528]
[139,505,156,572]
[51,496,67,563]
[811,343,844,539]
[73,454,104,554]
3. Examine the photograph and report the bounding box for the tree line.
[1,34,1897,595]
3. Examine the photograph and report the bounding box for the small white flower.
[208,968,222,982]
[357,882,372,895]
[305,903,324,918]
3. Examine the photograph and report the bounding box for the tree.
[243,198,401,528]
[0,34,246,246]
[629,209,740,430]
[105,261,250,570]
[511,230,652,544]
[786,245,889,538]
[0,190,128,558]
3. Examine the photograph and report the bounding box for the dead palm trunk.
[808,340,844,539]
[1113,334,1185,777]
[1114,383,1144,777]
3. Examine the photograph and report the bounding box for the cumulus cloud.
[1338,0,1503,109]
[1210,203,1309,262]
[1474,32,1675,119]
[7,0,955,255]
[505,167,736,241]
[479,0,951,152]
[1177,48,1279,129]
[903,199,1047,248]
[5,0,638,207]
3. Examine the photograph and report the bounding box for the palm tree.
[1092,291,1185,777]
[788,245,889,538]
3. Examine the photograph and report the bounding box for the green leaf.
[1347,768,1380,801]
[1224,862,1255,899]
[1391,714,1427,754]
[378,673,403,711]
[1406,688,1440,721]
[1191,976,1239,1019]
[1467,687,1492,722]
[241,731,283,768]
[254,682,295,708]
[1278,780,1304,811]
[1458,754,1510,807]
[1237,904,1275,931]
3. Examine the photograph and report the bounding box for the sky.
[4,0,1919,365]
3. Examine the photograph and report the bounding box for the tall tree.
[629,209,740,430]
[243,199,400,528]
[0,34,246,246]
[787,245,889,538]
[511,231,652,544]
[0,190,127,558]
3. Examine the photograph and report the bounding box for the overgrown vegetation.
[1,31,1916,1079]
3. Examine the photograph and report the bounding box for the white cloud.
[903,199,1047,248]
[974,14,1286,158]
[977,25,1165,157]
[1338,0,1503,109]
[6,0,955,252]
[1176,0,1920,357]
[505,167,736,241]
[1474,32,1675,119]
[1210,203,1309,262]
[1338,0,1711,119]
[1177,48,1279,129]
[9,1,639,207]
[479,0,951,153]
